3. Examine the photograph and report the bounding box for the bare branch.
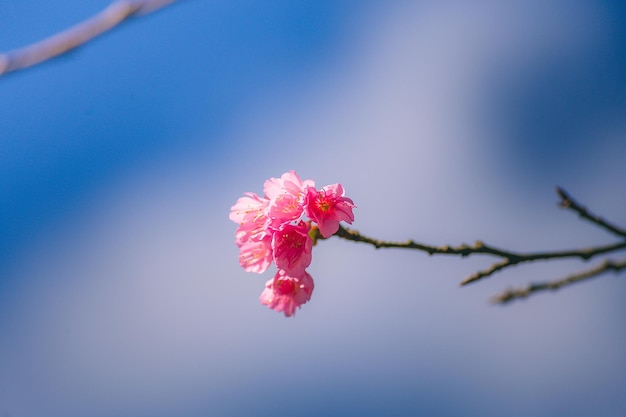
[556,186,626,238]
[327,187,626,302]
[333,225,497,256]
[0,0,177,77]
[491,258,626,304]
[332,225,626,285]
[459,240,626,285]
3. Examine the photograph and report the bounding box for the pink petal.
[259,270,315,317]
[272,221,313,276]
[238,237,273,273]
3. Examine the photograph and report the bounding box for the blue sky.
[0,0,374,271]
[1,1,626,416]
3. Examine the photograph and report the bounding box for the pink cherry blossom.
[263,170,314,200]
[230,171,356,317]
[259,270,314,317]
[271,221,313,275]
[264,170,314,228]
[230,192,270,244]
[304,183,356,238]
[237,237,273,274]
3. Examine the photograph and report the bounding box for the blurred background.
[1,1,626,416]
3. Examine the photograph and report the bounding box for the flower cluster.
[229,171,356,317]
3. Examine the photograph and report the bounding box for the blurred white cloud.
[2,1,625,416]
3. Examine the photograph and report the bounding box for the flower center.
[317,199,331,212]
[282,231,303,248]
[275,278,297,295]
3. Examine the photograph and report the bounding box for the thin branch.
[491,258,626,304]
[328,186,626,304]
[459,240,626,285]
[556,186,626,238]
[333,225,626,285]
[334,225,501,256]
[327,187,626,298]
[0,0,177,77]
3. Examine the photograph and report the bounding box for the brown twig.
[0,0,177,77]
[556,186,626,238]
[333,225,626,285]
[491,258,626,304]
[329,187,626,303]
